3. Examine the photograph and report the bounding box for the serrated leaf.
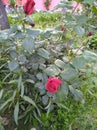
[9,50,18,59]
[27,29,40,37]
[76,15,87,24]
[15,32,25,39]
[72,56,86,69]
[14,102,19,125]
[37,48,50,59]
[55,59,65,69]
[8,25,18,34]
[45,65,61,76]
[83,50,97,62]
[74,26,85,37]
[18,55,27,63]
[22,37,34,53]
[61,67,78,81]
[8,61,19,71]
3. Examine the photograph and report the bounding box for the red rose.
[46,77,63,94]
[24,0,35,15]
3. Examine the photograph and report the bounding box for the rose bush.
[1,0,97,129]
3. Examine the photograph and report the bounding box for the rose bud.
[24,0,35,15]
[61,26,65,31]
[87,32,93,36]
[29,23,35,27]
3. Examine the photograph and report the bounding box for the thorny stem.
[68,39,89,62]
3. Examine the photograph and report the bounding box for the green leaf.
[56,83,68,102]
[9,50,18,59]
[83,50,97,62]
[0,90,3,99]
[55,59,65,69]
[61,67,78,81]
[74,26,85,37]
[25,79,35,84]
[74,89,83,101]
[25,16,34,24]
[84,0,95,5]
[57,103,69,110]
[23,96,36,107]
[35,82,44,89]
[45,65,61,76]
[37,48,50,59]
[36,73,43,80]
[18,75,22,91]
[22,37,35,53]
[21,83,25,97]
[8,80,18,84]
[8,61,19,71]
[3,73,12,82]
[0,97,13,111]
[27,29,40,37]
[30,128,36,130]
[92,6,97,15]
[18,55,27,63]
[72,56,86,69]
[76,15,87,24]
[22,96,41,116]
[0,125,4,130]
[33,111,42,124]
[14,102,19,125]
[8,25,18,34]
[0,30,9,41]
[42,30,51,38]
[42,95,49,105]
[74,0,83,2]
[15,32,25,39]
[69,85,83,101]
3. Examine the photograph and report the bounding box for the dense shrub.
[1,0,97,130]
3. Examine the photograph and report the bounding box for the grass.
[8,11,62,29]
[32,11,62,29]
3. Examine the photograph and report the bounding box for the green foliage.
[1,0,97,129]
[88,33,97,49]
[8,12,62,29]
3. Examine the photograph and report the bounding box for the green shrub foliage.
[1,0,97,129]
